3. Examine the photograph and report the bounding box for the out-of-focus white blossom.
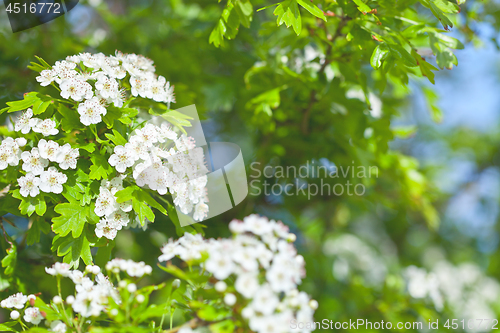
[158,214,316,333]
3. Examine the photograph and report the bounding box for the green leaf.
[3,92,40,114]
[235,0,253,28]
[161,110,193,135]
[1,244,16,276]
[392,125,417,139]
[133,198,155,225]
[58,104,83,132]
[296,0,326,21]
[105,129,128,146]
[95,241,115,268]
[352,0,371,13]
[209,19,227,47]
[274,0,302,35]
[210,319,236,333]
[53,232,93,267]
[432,0,460,13]
[388,44,418,67]
[89,153,114,181]
[370,44,390,69]
[52,202,94,238]
[0,323,16,332]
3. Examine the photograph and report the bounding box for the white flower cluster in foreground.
[96,122,209,235]
[36,52,175,126]
[1,121,78,197]
[0,260,152,331]
[404,261,500,328]
[159,214,317,333]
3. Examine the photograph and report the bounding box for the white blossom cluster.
[36,52,175,126]
[0,293,47,328]
[106,122,209,223]
[94,177,133,240]
[158,214,317,333]
[2,114,79,197]
[14,108,59,136]
[404,261,500,328]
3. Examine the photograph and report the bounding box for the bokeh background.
[1,0,500,331]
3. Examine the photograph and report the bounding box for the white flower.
[32,119,59,136]
[106,210,129,229]
[193,202,209,221]
[109,145,136,173]
[251,284,279,315]
[235,273,260,298]
[56,143,79,170]
[38,139,60,162]
[95,188,117,217]
[205,252,234,280]
[69,270,85,284]
[40,167,67,194]
[1,293,27,309]
[77,97,107,126]
[158,240,179,262]
[60,78,91,101]
[95,219,117,240]
[36,69,57,86]
[95,75,119,99]
[18,173,41,197]
[23,307,44,325]
[50,320,67,333]
[21,148,48,175]
[14,108,34,134]
[244,215,274,236]
[45,262,71,277]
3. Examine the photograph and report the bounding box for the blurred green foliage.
[1,0,500,331]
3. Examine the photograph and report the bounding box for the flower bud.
[66,296,75,305]
[215,281,227,292]
[28,294,36,306]
[309,299,318,310]
[110,308,119,316]
[287,233,297,242]
[172,279,181,289]
[136,294,145,303]
[118,280,127,288]
[52,296,62,304]
[10,310,19,320]
[127,283,137,293]
[224,293,236,306]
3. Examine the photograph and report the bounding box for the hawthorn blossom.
[95,188,117,217]
[14,108,34,134]
[157,215,316,333]
[56,143,79,170]
[0,293,28,309]
[38,139,60,162]
[36,69,57,86]
[95,74,119,99]
[23,307,44,325]
[32,118,59,136]
[95,219,118,240]
[21,148,48,175]
[18,173,41,197]
[40,167,68,194]
[45,262,71,277]
[77,97,107,126]
[60,77,92,101]
[108,145,135,173]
